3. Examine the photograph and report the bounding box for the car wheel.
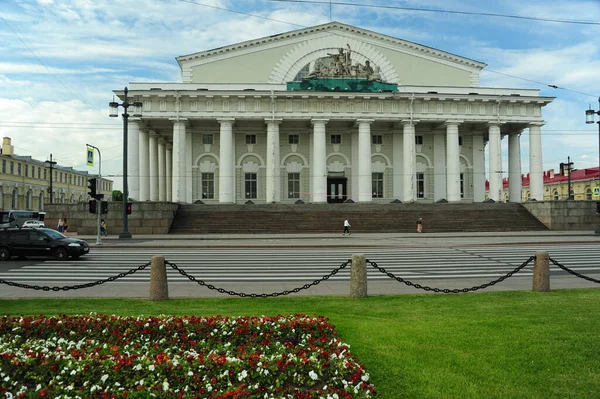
[54,247,69,261]
[0,247,10,261]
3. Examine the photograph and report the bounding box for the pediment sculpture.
[305,45,382,82]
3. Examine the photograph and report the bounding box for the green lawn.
[2,289,599,398]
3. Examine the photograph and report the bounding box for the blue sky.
[1,0,599,191]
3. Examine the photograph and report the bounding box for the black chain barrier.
[166,259,350,297]
[549,257,600,284]
[367,256,535,293]
[0,262,151,291]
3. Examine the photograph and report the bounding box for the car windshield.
[42,229,67,239]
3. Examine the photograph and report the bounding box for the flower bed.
[0,314,376,398]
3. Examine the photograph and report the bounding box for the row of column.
[127,118,545,204]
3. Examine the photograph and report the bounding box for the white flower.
[162,381,169,391]
[149,364,155,371]
[309,370,319,381]
[238,370,248,381]
[188,371,193,376]
[100,374,109,383]
[361,373,369,382]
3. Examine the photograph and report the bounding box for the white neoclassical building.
[115,22,553,205]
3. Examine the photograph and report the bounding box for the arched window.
[553,191,559,201]
[586,188,593,200]
[11,189,18,208]
[26,190,32,209]
[569,189,574,200]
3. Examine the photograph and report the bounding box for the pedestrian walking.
[343,218,351,235]
[63,218,69,234]
[416,217,423,233]
[57,218,64,233]
[100,219,108,236]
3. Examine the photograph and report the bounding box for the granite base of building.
[522,201,599,231]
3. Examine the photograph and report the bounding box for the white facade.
[115,22,553,204]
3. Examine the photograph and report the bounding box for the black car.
[0,228,90,261]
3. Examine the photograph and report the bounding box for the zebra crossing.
[1,245,598,287]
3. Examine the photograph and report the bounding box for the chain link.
[549,257,600,284]
[0,262,151,291]
[166,260,350,297]
[367,256,535,293]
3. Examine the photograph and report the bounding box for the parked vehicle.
[22,220,46,228]
[0,228,89,261]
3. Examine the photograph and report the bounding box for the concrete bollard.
[149,255,169,300]
[350,254,367,298]
[532,251,550,292]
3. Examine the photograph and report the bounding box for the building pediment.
[176,22,486,88]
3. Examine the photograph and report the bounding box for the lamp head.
[109,101,119,117]
[586,108,596,124]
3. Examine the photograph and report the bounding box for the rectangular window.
[372,173,384,198]
[246,135,256,144]
[460,173,464,198]
[458,136,463,146]
[372,135,382,145]
[201,173,215,199]
[38,167,41,179]
[416,172,425,198]
[415,135,423,145]
[288,173,300,198]
[202,134,213,145]
[10,162,14,175]
[25,165,28,177]
[289,134,299,144]
[2,160,5,173]
[69,174,72,185]
[60,172,63,183]
[17,164,21,176]
[44,169,47,180]
[245,173,257,199]
[331,134,341,144]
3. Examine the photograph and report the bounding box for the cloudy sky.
[1,0,599,191]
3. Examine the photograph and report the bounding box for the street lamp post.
[109,87,142,239]
[585,97,600,234]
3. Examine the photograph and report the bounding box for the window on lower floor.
[372,173,383,198]
[416,172,425,198]
[458,136,463,146]
[288,173,300,198]
[246,135,256,144]
[245,173,257,199]
[553,191,559,200]
[289,134,299,145]
[586,188,592,200]
[201,173,215,199]
[460,173,464,198]
[372,135,382,145]
[203,134,213,145]
[330,134,341,144]
[415,135,423,145]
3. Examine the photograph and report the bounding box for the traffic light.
[88,178,97,198]
[126,202,132,215]
[88,199,96,214]
[101,201,109,215]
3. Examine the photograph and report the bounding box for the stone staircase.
[168,202,549,234]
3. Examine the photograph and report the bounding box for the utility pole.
[45,154,57,203]
[560,157,574,200]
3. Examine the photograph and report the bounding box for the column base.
[119,232,132,239]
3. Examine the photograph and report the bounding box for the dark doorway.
[327,177,347,203]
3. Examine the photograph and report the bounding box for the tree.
[112,190,123,201]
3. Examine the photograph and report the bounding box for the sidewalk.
[73,230,600,248]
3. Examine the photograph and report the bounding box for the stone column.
[127,118,141,200]
[487,122,503,202]
[472,132,486,202]
[166,143,172,202]
[185,131,193,204]
[149,132,159,201]
[357,119,374,202]
[529,122,544,201]
[402,120,417,202]
[265,118,282,203]
[508,132,522,203]
[446,121,463,202]
[158,138,166,201]
[433,130,446,201]
[139,129,150,201]
[218,118,235,203]
[171,119,187,203]
[392,128,403,200]
[311,119,328,203]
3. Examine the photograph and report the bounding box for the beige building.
[0,137,113,210]
[114,22,554,205]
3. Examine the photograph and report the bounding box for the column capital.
[311,118,329,126]
[400,119,420,125]
[264,118,283,125]
[528,121,545,127]
[166,143,173,151]
[487,121,505,127]
[217,117,235,124]
[355,118,375,125]
[149,130,159,138]
[444,120,464,126]
[128,117,142,123]
[169,118,188,123]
